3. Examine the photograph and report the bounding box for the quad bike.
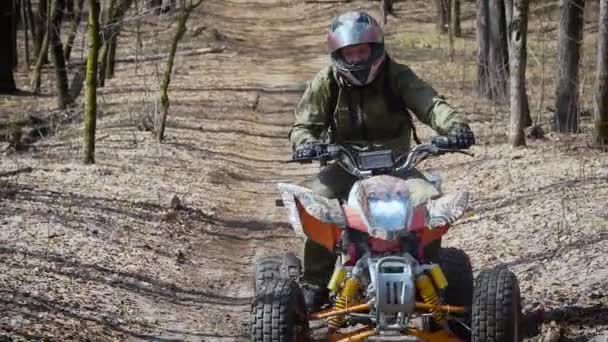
[251,137,522,342]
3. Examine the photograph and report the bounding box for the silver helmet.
[327,11,386,86]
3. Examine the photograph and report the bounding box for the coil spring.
[328,278,360,330]
[416,274,446,325]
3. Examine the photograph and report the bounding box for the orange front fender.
[296,199,342,252]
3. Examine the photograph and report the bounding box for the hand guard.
[293,143,326,160]
[447,123,475,149]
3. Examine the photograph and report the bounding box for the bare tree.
[594,0,608,146]
[49,0,71,108]
[34,0,48,65]
[554,0,585,133]
[450,0,461,37]
[477,0,489,97]
[0,0,18,93]
[97,0,114,87]
[508,0,529,147]
[156,0,203,142]
[505,0,532,127]
[84,0,100,164]
[436,0,448,33]
[477,0,509,101]
[448,11,455,62]
[147,0,161,14]
[63,0,84,62]
[381,0,393,25]
[25,0,37,63]
[98,0,134,85]
[21,0,31,66]
[30,0,51,93]
[504,0,513,32]
[488,0,509,101]
[105,0,135,79]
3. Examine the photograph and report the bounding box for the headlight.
[366,195,413,238]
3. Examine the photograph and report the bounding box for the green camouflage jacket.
[288,58,467,155]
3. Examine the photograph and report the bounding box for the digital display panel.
[358,150,394,170]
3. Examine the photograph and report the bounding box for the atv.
[251,137,522,342]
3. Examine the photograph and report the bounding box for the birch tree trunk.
[508,0,529,147]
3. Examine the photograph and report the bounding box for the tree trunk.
[84,0,100,164]
[450,0,461,37]
[147,0,161,15]
[65,0,74,21]
[34,0,47,65]
[554,0,585,133]
[508,0,529,147]
[487,0,509,102]
[436,0,448,33]
[104,0,135,79]
[0,0,17,93]
[30,0,51,93]
[594,0,608,146]
[49,0,70,108]
[21,0,30,67]
[504,0,513,34]
[97,0,114,87]
[63,0,84,62]
[505,0,532,127]
[25,0,37,56]
[477,0,490,97]
[381,0,393,25]
[12,0,18,69]
[105,37,118,79]
[157,0,201,141]
[448,1,455,62]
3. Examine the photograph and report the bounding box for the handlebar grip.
[431,136,455,149]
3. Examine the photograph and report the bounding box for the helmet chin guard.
[327,11,386,86]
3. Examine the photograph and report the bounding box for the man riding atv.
[288,11,476,313]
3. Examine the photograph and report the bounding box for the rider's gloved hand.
[293,143,325,160]
[447,123,475,149]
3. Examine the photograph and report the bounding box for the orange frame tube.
[309,302,465,320]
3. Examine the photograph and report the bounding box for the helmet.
[327,11,386,86]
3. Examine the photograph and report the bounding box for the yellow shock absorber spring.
[328,277,360,330]
[416,274,446,326]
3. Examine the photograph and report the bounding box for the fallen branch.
[0,167,34,178]
[71,46,226,67]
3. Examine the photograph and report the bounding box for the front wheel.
[437,247,473,339]
[251,278,310,342]
[472,267,522,342]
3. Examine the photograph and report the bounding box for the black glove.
[447,123,475,149]
[293,143,326,160]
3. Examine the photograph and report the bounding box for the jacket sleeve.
[288,67,334,149]
[392,63,467,135]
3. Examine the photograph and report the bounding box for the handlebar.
[286,136,474,179]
